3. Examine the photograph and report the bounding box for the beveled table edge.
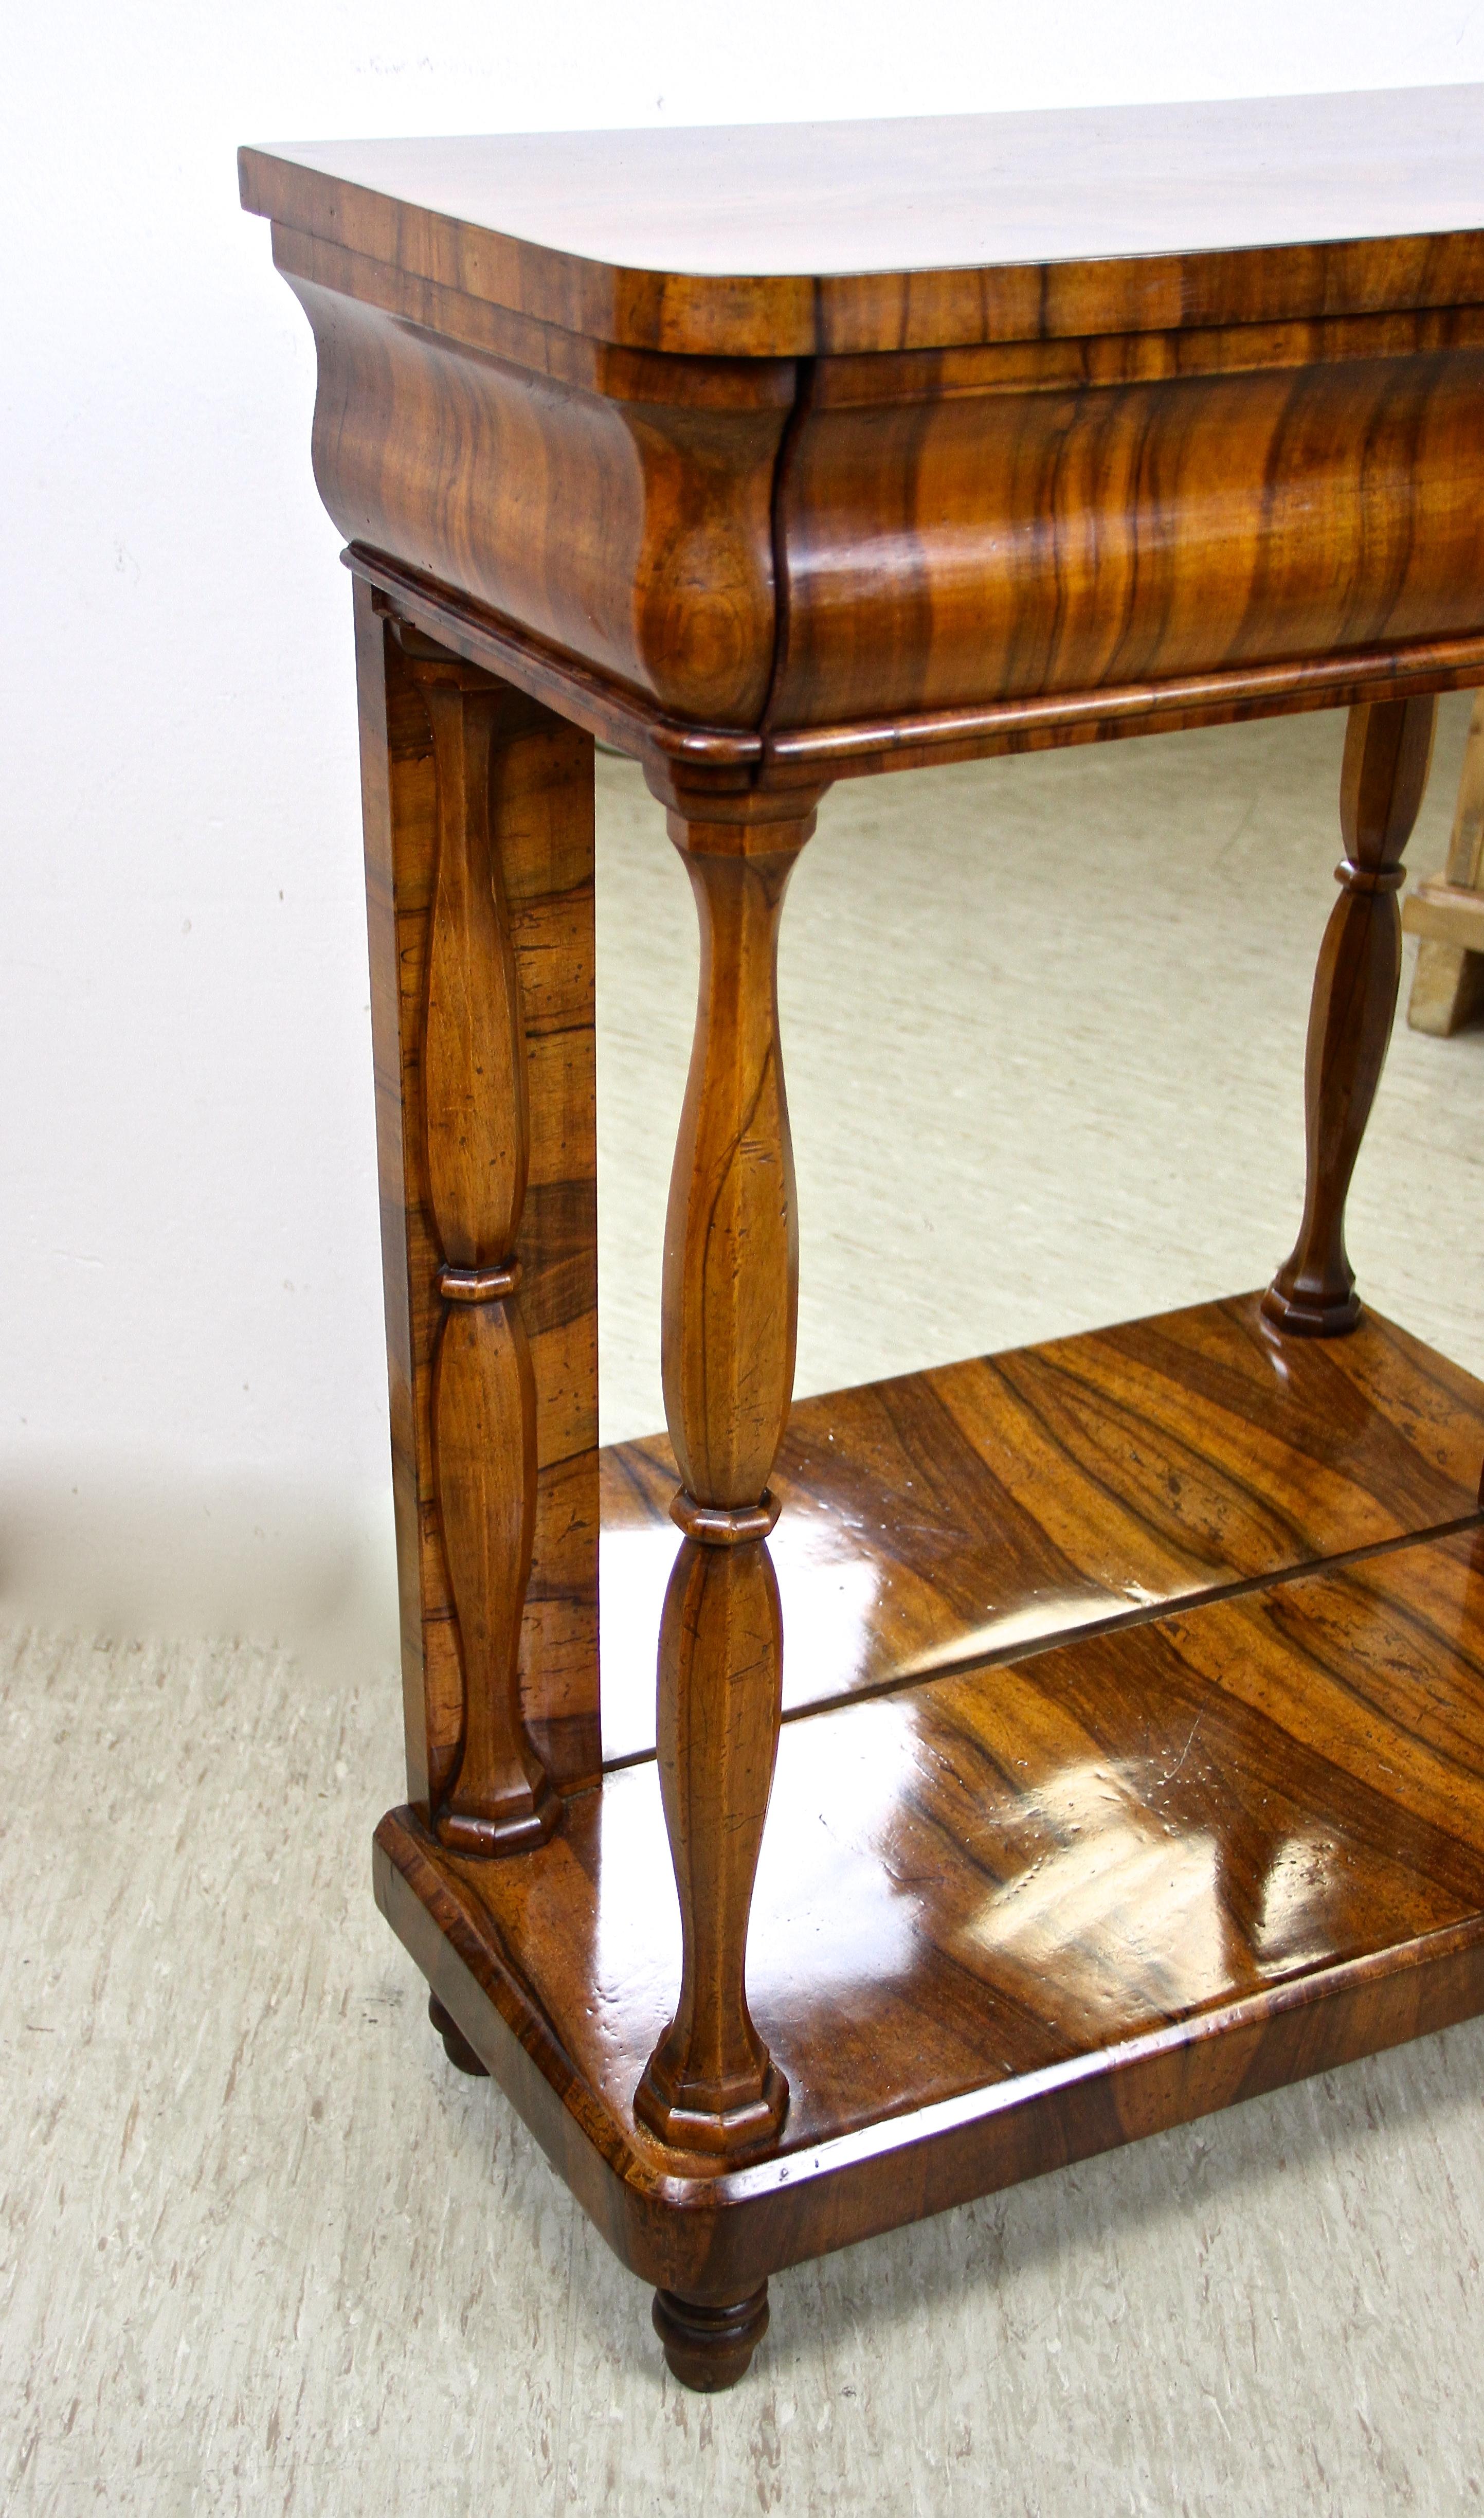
[239,131,1484,358]
[346,546,1484,787]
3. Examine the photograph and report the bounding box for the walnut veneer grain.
[376,1509,1484,2293]
[243,93,1484,775]
[596,1293,1484,1761]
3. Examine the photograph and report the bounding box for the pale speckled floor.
[6,700,1484,2514]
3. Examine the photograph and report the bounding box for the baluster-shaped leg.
[406,644,558,1851]
[355,590,599,1854]
[1263,694,1437,1337]
[641,1534,787,2152]
[634,793,823,2201]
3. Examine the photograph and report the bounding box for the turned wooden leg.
[652,2281,770,2391]
[428,1992,489,2077]
[1264,694,1437,1337]
[633,787,825,2161]
[354,580,602,1857]
[637,1534,788,2151]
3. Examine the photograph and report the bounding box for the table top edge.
[238,87,1484,357]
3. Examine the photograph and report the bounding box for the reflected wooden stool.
[241,91,1484,2391]
[1405,691,1484,1033]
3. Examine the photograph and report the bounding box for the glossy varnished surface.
[599,1293,1484,1760]
[376,1514,1484,2273]
[770,349,1484,734]
[241,90,1484,355]
[461,1521,1484,2139]
[244,93,1484,775]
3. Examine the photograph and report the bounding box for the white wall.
[6,5,1484,1647]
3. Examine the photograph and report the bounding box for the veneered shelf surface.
[375,1298,1484,2289]
[599,1293,1484,1760]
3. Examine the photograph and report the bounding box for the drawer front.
[772,350,1484,729]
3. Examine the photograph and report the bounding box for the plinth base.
[375,1294,1484,2361]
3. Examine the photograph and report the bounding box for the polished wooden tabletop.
[240,84,1484,355]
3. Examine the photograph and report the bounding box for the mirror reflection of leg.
[1264,695,1437,1336]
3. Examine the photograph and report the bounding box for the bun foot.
[652,2280,769,2391]
[428,1991,488,2077]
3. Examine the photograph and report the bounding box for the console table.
[241,88,1484,2392]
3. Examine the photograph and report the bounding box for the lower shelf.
[375,1296,1484,2296]
[598,1291,1484,1761]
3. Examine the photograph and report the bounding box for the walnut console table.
[242,89,1484,2392]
